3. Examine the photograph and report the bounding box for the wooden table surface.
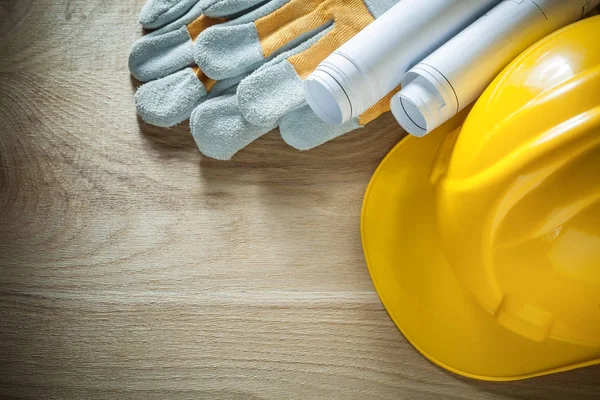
[0,1,598,399]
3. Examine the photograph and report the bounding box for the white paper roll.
[304,0,500,125]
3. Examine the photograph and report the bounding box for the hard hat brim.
[361,117,600,381]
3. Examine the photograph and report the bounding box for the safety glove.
[130,0,400,159]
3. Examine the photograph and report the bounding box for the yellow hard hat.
[362,16,600,381]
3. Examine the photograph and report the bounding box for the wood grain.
[0,1,598,399]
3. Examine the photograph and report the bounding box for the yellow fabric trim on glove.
[358,87,400,125]
[187,15,226,92]
[187,15,227,40]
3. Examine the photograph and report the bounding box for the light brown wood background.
[0,1,598,399]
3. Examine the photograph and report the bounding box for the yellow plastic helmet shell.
[362,16,600,381]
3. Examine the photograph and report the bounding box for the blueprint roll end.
[304,52,367,125]
[393,67,458,137]
[392,74,445,137]
[304,70,350,126]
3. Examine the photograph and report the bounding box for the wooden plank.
[0,1,598,398]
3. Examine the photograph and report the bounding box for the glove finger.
[135,66,248,127]
[145,1,210,35]
[146,0,276,36]
[236,25,333,126]
[190,94,277,160]
[130,26,194,82]
[139,0,200,29]
[279,89,398,150]
[135,67,209,127]
[139,0,265,29]
[279,106,362,151]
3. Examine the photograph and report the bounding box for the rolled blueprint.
[303,0,500,125]
[393,0,600,137]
